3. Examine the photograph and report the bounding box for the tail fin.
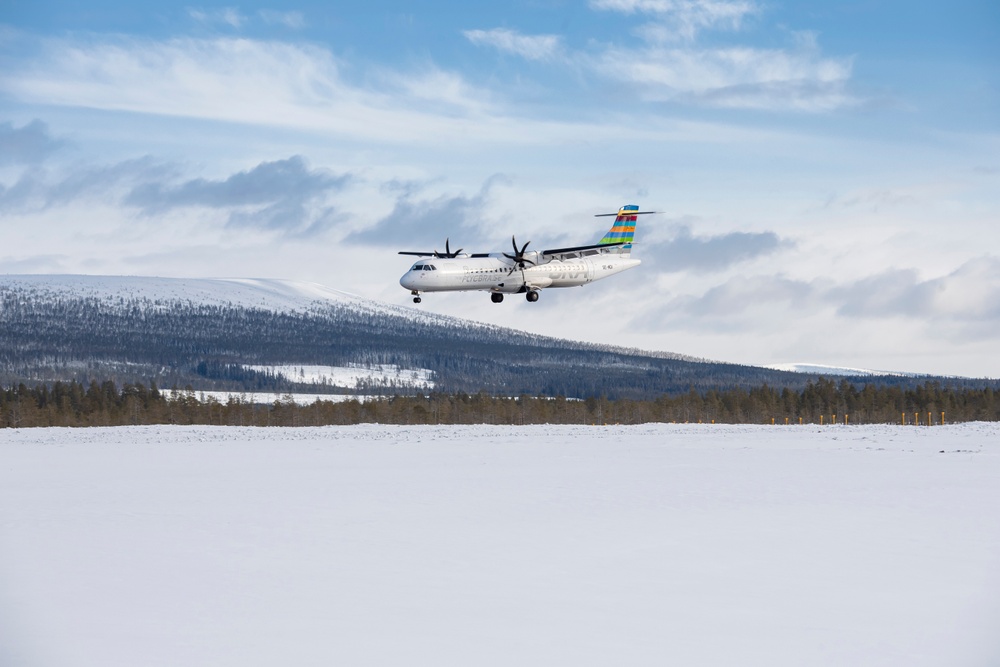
[597,204,640,255]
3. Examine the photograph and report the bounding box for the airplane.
[399,204,654,303]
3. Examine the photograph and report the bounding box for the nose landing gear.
[411,290,421,304]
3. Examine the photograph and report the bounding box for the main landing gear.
[490,291,539,303]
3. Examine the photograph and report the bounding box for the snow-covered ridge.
[0,274,701,362]
[0,274,414,318]
[766,362,922,378]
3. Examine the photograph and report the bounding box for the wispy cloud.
[594,34,854,111]
[188,7,304,30]
[635,256,1000,341]
[645,225,791,273]
[833,258,1000,325]
[591,0,759,41]
[348,176,509,247]
[0,119,66,165]
[463,28,562,61]
[0,253,72,273]
[124,156,351,234]
[0,37,491,143]
[468,4,855,111]
[634,273,818,333]
[821,185,922,212]
[259,10,306,29]
[0,157,175,212]
[1,35,738,145]
[0,153,351,236]
[187,7,247,29]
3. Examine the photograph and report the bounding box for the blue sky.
[2,0,998,376]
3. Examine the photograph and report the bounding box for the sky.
[1,0,998,377]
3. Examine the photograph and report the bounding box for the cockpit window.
[427,265,437,271]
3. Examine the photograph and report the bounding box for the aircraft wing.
[398,238,466,258]
[540,241,627,261]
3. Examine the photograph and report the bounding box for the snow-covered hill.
[765,362,920,378]
[5,274,756,398]
[0,274,434,322]
[2,274,977,397]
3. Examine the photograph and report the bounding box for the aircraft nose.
[399,272,416,290]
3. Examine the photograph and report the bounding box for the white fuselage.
[400,253,641,294]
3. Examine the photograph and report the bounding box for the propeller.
[434,238,463,258]
[503,236,535,275]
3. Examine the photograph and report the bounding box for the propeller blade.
[504,236,535,273]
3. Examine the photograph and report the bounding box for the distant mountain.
[0,275,987,399]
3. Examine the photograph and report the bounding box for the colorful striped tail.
[598,204,639,254]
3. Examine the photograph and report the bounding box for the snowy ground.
[1,423,998,667]
[243,363,435,391]
[187,389,374,406]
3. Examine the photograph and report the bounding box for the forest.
[1,379,996,428]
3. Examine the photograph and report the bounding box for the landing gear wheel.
[491,293,504,303]
[526,290,539,303]
[413,296,422,304]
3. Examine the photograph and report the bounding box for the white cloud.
[187,7,247,29]
[0,119,66,165]
[463,28,562,61]
[374,65,495,117]
[634,273,819,334]
[632,255,1000,348]
[833,257,1000,328]
[1,35,756,147]
[259,10,306,29]
[645,226,791,273]
[465,3,853,111]
[591,0,759,41]
[124,155,351,235]
[595,42,855,110]
[0,37,492,143]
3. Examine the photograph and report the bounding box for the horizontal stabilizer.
[594,210,656,217]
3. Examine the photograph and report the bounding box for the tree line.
[1,379,996,428]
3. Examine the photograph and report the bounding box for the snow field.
[1,423,999,667]
[243,363,435,390]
